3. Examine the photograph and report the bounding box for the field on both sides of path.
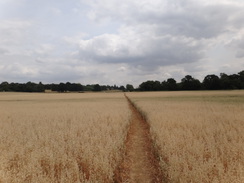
[0,93,130,183]
[127,90,244,183]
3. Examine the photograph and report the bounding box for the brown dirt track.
[114,95,163,183]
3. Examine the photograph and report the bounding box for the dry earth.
[114,95,163,183]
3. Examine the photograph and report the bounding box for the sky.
[0,0,244,86]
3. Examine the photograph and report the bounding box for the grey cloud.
[78,29,204,70]
[0,20,31,44]
[88,0,244,39]
[236,50,244,58]
[78,0,244,77]
[0,48,9,55]
[0,58,84,83]
[228,35,244,58]
[1,0,244,86]
[162,4,244,39]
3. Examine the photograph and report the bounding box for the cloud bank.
[0,0,244,85]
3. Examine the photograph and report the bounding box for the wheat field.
[127,91,244,183]
[1,91,244,183]
[0,92,130,183]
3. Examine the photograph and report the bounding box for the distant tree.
[75,83,84,91]
[113,84,119,90]
[100,85,107,91]
[239,70,244,81]
[181,75,201,90]
[126,84,134,91]
[106,85,112,90]
[166,78,178,91]
[203,74,221,90]
[50,84,59,91]
[65,82,72,91]
[0,81,10,91]
[1,70,243,92]
[58,83,66,92]
[229,74,242,89]
[119,85,125,91]
[220,73,231,89]
[238,70,244,88]
[84,85,94,91]
[219,73,242,89]
[36,82,44,92]
[93,84,101,91]
[139,80,162,91]
[25,82,36,92]
[9,83,20,91]
[153,81,162,91]
[139,81,152,91]
[161,80,167,90]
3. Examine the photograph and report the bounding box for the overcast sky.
[0,0,244,86]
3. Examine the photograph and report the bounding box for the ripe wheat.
[0,92,130,182]
[127,91,244,183]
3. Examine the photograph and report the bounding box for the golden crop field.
[1,91,244,183]
[0,92,130,183]
[127,91,244,183]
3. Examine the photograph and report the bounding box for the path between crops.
[114,95,163,183]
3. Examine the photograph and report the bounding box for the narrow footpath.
[114,95,163,183]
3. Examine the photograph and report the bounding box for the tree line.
[0,70,243,92]
[138,70,244,91]
[0,81,125,92]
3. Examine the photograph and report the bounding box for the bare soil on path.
[114,95,163,183]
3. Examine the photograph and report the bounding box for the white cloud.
[49,7,62,16]
[0,20,31,44]
[0,47,9,55]
[33,44,55,57]
[78,26,204,70]
[1,0,244,85]
[87,0,244,39]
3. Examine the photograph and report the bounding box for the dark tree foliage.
[239,71,244,88]
[58,83,66,92]
[203,75,221,90]
[219,73,243,89]
[0,82,10,91]
[137,70,244,91]
[0,81,45,92]
[93,84,102,91]
[228,74,242,89]
[239,71,244,81]
[119,85,126,91]
[166,78,178,91]
[0,82,84,92]
[1,70,244,92]
[139,80,162,91]
[180,75,201,90]
[126,84,134,91]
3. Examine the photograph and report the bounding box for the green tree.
[203,75,221,90]
[181,75,201,90]
[119,85,125,91]
[58,83,66,92]
[36,82,45,92]
[139,80,162,91]
[93,84,101,91]
[0,82,10,91]
[126,84,134,91]
[238,70,244,88]
[229,74,242,89]
[166,78,178,91]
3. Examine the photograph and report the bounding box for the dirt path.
[114,95,163,183]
